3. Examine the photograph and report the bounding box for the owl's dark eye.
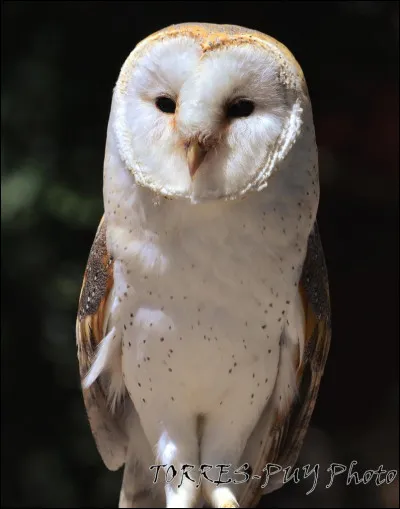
[226,99,255,119]
[155,96,176,114]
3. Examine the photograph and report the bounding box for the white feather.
[83,325,126,414]
[83,326,118,389]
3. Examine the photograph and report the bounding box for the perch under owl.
[76,22,331,509]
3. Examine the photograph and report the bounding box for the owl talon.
[206,487,240,508]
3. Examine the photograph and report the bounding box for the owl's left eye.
[226,99,255,119]
[155,96,176,114]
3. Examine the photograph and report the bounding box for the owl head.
[105,23,315,204]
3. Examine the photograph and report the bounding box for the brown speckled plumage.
[78,216,113,323]
[301,222,331,325]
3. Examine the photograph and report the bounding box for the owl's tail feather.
[83,326,126,414]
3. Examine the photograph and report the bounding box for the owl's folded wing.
[76,215,129,471]
[240,221,332,507]
[268,221,331,474]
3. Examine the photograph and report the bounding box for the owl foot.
[208,487,240,508]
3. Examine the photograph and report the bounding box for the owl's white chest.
[108,192,311,445]
[121,260,284,415]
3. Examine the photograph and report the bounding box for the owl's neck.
[104,162,318,280]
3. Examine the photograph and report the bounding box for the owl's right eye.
[155,96,176,114]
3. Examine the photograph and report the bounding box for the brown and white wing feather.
[240,221,332,507]
[76,215,129,471]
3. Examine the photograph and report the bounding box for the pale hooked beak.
[186,140,207,180]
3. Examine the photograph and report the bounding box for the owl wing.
[76,215,129,471]
[239,221,332,507]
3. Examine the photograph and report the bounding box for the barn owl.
[76,22,331,509]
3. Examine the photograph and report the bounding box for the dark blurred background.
[1,1,399,507]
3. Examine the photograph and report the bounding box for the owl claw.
[207,487,240,508]
[220,502,240,509]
